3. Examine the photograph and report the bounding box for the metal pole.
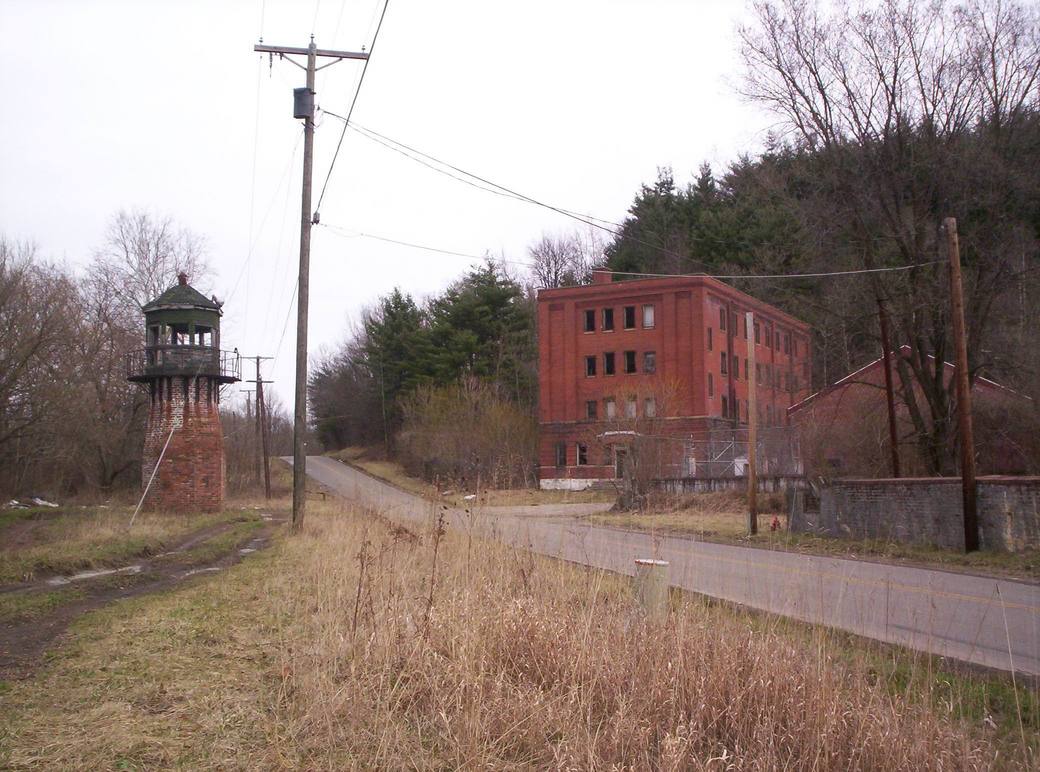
[746,311,758,535]
[291,40,317,533]
[877,297,901,478]
[945,217,979,552]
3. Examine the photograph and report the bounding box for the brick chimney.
[592,269,613,285]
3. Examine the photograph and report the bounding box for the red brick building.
[787,346,1033,476]
[537,271,811,488]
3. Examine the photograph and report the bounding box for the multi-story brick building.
[537,271,811,489]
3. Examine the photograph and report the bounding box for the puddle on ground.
[47,564,143,586]
[182,566,222,578]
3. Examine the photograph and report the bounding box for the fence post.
[634,559,670,619]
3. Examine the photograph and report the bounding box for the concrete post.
[634,558,670,619]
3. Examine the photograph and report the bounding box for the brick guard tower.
[127,274,240,512]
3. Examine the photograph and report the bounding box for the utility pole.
[256,38,369,532]
[876,297,901,478]
[246,356,274,499]
[746,311,758,535]
[945,217,979,552]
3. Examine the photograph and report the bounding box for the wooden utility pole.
[876,298,901,478]
[746,311,758,535]
[257,364,272,501]
[945,217,979,552]
[256,38,369,532]
[247,356,274,499]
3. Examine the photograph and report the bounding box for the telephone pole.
[256,38,369,532]
[945,217,979,552]
[246,356,274,499]
[876,297,901,478]
[746,311,758,535]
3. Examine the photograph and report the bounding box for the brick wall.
[792,477,1040,552]
[141,375,225,512]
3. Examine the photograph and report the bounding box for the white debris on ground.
[30,497,59,508]
[441,490,454,496]
[7,500,27,509]
[463,494,477,501]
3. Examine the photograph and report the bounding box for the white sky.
[1,0,779,406]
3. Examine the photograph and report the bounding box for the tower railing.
[126,345,241,383]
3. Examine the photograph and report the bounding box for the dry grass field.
[1,497,1035,770]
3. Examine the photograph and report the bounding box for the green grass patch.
[0,508,258,584]
[0,587,86,624]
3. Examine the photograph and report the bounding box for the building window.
[707,327,713,351]
[756,363,762,385]
[625,398,637,418]
[577,443,588,465]
[586,400,598,420]
[732,354,739,379]
[784,333,791,354]
[585,355,597,377]
[623,305,636,329]
[644,397,656,417]
[743,315,748,339]
[554,442,567,467]
[766,404,773,425]
[583,309,595,333]
[605,397,617,419]
[744,358,749,381]
[604,351,616,375]
[775,331,781,350]
[708,372,714,398]
[754,322,760,344]
[721,395,728,418]
[642,304,655,328]
[602,308,614,331]
[720,351,728,375]
[719,307,727,330]
[792,337,798,356]
[744,400,750,424]
[643,351,656,374]
[624,350,636,373]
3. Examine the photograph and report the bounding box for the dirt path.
[0,516,286,681]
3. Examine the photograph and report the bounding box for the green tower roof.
[142,273,222,313]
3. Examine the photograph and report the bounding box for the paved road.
[300,456,1040,676]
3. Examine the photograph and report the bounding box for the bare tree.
[739,0,1040,473]
[92,209,209,321]
[528,229,605,288]
[0,239,79,492]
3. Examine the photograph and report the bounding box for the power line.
[322,223,492,261]
[319,220,942,282]
[313,0,391,218]
[227,128,304,304]
[346,120,622,228]
[605,262,945,281]
[329,118,788,271]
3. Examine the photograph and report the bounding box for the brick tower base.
[142,375,225,513]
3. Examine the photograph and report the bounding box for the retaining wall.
[791,477,1040,552]
[653,475,806,495]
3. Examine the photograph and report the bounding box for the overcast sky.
[1,0,779,407]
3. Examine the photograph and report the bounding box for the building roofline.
[537,274,810,331]
[787,345,1029,415]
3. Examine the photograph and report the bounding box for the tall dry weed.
[261,509,1003,770]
